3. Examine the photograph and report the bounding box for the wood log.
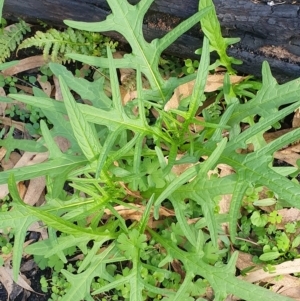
[3,0,300,82]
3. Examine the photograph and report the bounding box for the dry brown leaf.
[171,259,185,279]
[20,259,37,273]
[236,251,260,271]
[218,163,235,215]
[223,274,300,301]
[0,116,25,132]
[164,80,194,111]
[0,265,36,301]
[288,142,300,153]
[164,74,244,111]
[18,182,27,199]
[0,86,6,97]
[0,265,15,300]
[171,153,194,176]
[188,116,205,133]
[205,74,244,92]
[119,182,142,199]
[1,152,22,170]
[276,208,300,229]
[0,151,49,199]
[122,90,137,105]
[24,152,49,167]
[53,76,63,101]
[274,149,300,167]
[264,129,293,143]
[103,204,175,227]
[0,88,7,115]
[2,55,47,76]
[113,51,135,82]
[269,274,300,300]
[28,222,48,240]
[77,64,90,78]
[279,287,300,301]
[236,252,300,300]
[15,84,33,95]
[292,108,300,128]
[37,74,52,96]
[54,136,71,152]
[242,258,300,283]
[247,128,300,166]
[23,176,46,206]
[0,147,6,161]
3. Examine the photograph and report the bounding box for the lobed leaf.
[59,75,102,162]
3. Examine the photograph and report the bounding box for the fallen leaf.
[235,252,300,300]
[0,116,25,132]
[0,151,49,199]
[164,74,244,111]
[53,76,63,101]
[270,274,300,300]
[28,221,48,240]
[274,149,300,167]
[0,147,6,161]
[171,153,194,176]
[102,204,175,228]
[0,88,7,115]
[37,74,52,96]
[2,55,47,76]
[188,116,205,133]
[23,176,46,206]
[236,251,260,271]
[18,181,27,199]
[218,163,235,215]
[53,136,71,153]
[0,266,14,300]
[1,152,21,170]
[276,208,300,229]
[292,108,300,128]
[164,80,193,111]
[15,84,33,95]
[171,259,185,279]
[242,258,300,283]
[0,265,36,301]
[20,259,37,273]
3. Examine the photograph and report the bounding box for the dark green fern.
[0,20,31,63]
[18,27,118,63]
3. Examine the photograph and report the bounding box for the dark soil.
[0,266,51,301]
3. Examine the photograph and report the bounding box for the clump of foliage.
[18,27,118,63]
[0,19,31,63]
[0,9,117,64]
[235,186,300,263]
[0,0,300,301]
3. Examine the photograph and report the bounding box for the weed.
[0,0,299,300]
[18,27,118,63]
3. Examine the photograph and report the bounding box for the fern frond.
[18,27,118,63]
[0,20,31,63]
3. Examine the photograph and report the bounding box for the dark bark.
[3,0,300,82]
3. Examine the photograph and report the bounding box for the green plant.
[0,19,31,63]
[4,101,51,135]
[0,74,18,91]
[183,58,199,75]
[235,190,300,264]
[18,27,118,63]
[0,0,299,301]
